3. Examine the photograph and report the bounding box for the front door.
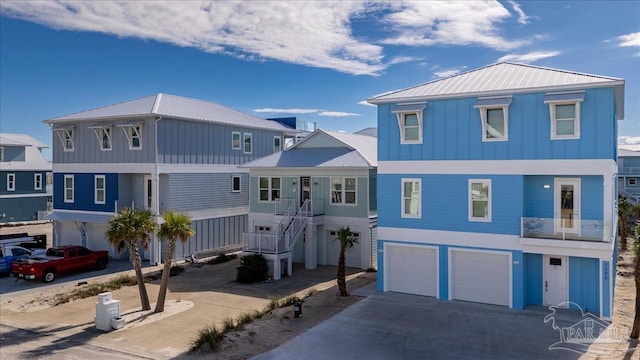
[300,177,311,207]
[554,178,580,235]
[543,255,568,307]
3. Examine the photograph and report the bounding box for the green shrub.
[236,254,268,283]
[190,324,224,353]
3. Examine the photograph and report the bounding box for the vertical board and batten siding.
[0,171,47,194]
[369,168,377,214]
[54,173,118,212]
[569,256,600,313]
[377,174,522,235]
[377,88,616,162]
[523,175,604,220]
[157,119,283,165]
[1,146,26,161]
[117,173,146,210]
[52,118,156,164]
[523,253,543,306]
[167,173,248,211]
[171,214,247,260]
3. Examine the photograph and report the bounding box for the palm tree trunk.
[337,249,347,296]
[631,244,640,339]
[129,240,151,311]
[155,238,176,313]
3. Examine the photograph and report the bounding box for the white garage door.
[450,250,510,306]
[386,244,437,297]
[326,231,362,269]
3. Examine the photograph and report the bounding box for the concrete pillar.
[273,257,281,280]
[304,224,317,269]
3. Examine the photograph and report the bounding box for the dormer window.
[89,122,113,151]
[53,125,75,152]
[544,92,584,140]
[474,96,511,141]
[392,103,426,144]
[117,121,143,150]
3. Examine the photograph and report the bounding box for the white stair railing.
[284,200,310,251]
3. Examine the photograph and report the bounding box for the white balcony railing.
[521,217,611,242]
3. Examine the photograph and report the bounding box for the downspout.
[152,116,162,265]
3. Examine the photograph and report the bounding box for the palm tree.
[631,224,640,339]
[335,226,358,296]
[155,210,194,313]
[106,208,156,311]
[618,195,632,250]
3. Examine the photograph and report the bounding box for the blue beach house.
[368,62,624,319]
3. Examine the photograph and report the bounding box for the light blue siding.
[438,245,448,300]
[602,260,611,318]
[378,88,616,161]
[523,175,603,220]
[378,174,522,235]
[168,173,248,212]
[524,253,543,306]
[512,251,524,309]
[369,168,377,214]
[568,256,599,314]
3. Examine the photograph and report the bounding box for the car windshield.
[46,249,64,257]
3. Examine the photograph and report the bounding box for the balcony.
[243,233,287,254]
[274,198,324,216]
[619,166,640,175]
[521,217,611,242]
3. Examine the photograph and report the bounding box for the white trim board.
[53,163,248,174]
[187,206,249,221]
[0,193,49,199]
[379,227,521,250]
[379,159,616,176]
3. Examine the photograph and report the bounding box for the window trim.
[232,132,241,150]
[401,178,421,218]
[544,92,584,140]
[628,178,637,187]
[468,179,492,222]
[34,173,42,190]
[474,97,511,142]
[7,173,15,191]
[243,133,253,154]
[95,175,106,204]
[330,177,357,206]
[64,175,74,203]
[232,175,241,193]
[118,123,143,150]
[258,177,281,202]
[393,103,425,144]
[273,136,282,153]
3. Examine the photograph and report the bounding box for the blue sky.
[1,1,639,159]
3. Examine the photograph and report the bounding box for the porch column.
[304,224,317,269]
[273,257,281,280]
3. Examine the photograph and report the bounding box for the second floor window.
[64,175,74,203]
[402,178,421,218]
[7,173,15,191]
[101,128,112,150]
[232,132,241,150]
[259,177,280,202]
[34,173,42,190]
[130,126,142,149]
[544,91,584,140]
[244,133,252,154]
[475,97,511,142]
[63,129,74,151]
[331,177,356,205]
[232,175,241,193]
[95,175,105,204]
[393,103,425,144]
[469,179,491,222]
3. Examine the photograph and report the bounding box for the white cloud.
[497,50,561,63]
[507,0,529,25]
[318,111,359,117]
[253,108,320,114]
[388,56,422,65]
[379,1,527,50]
[358,100,376,107]
[617,32,640,48]
[619,136,640,145]
[433,68,464,78]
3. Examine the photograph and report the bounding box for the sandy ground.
[611,237,636,337]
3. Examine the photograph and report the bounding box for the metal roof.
[368,62,625,120]
[43,93,292,132]
[619,149,640,157]
[0,133,48,148]
[354,127,377,138]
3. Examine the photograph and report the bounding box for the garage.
[326,230,362,268]
[385,244,437,297]
[449,249,511,307]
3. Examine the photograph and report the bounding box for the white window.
[63,129,74,151]
[544,92,584,139]
[259,177,280,202]
[393,103,425,144]
[274,136,282,153]
[244,133,252,154]
[64,175,74,203]
[232,132,241,150]
[232,175,241,193]
[331,177,357,205]
[95,175,105,204]
[7,173,15,191]
[474,97,511,141]
[402,178,421,218]
[130,126,142,149]
[34,173,42,190]
[100,128,112,150]
[628,178,637,187]
[469,179,491,222]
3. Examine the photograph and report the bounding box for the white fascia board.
[156,164,248,174]
[378,159,616,176]
[519,237,613,260]
[0,193,49,199]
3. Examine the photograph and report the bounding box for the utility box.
[95,292,121,331]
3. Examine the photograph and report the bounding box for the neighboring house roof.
[619,144,640,153]
[368,62,625,120]
[354,127,377,138]
[619,148,640,157]
[43,93,293,132]
[0,133,51,171]
[242,129,377,168]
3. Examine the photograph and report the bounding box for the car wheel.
[42,271,55,283]
[96,259,107,270]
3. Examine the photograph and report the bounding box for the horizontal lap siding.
[378,88,616,162]
[168,173,248,211]
[0,196,47,222]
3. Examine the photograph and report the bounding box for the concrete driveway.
[254,287,631,360]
